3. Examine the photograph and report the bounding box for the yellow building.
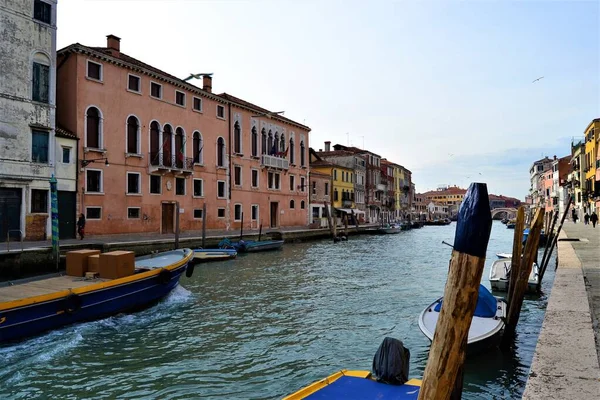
[309,149,354,210]
[583,118,599,212]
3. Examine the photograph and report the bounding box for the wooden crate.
[99,251,135,279]
[66,249,101,277]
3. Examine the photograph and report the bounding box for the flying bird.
[532,76,544,83]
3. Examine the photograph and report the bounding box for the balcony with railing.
[261,154,289,170]
[149,152,193,174]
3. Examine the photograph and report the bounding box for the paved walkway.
[523,221,600,399]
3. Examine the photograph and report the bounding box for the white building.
[529,156,553,206]
[0,0,59,240]
[427,202,448,218]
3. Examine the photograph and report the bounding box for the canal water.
[0,221,555,399]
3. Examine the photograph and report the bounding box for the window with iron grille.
[31,189,48,213]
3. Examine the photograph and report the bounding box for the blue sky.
[57,0,599,199]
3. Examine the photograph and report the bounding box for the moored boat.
[0,248,193,344]
[496,252,512,259]
[377,224,402,234]
[418,284,506,353]
[193,248,237,262]
[489,258,539,293]
[219,238,284,253]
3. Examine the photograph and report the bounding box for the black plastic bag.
[372,337,410,385]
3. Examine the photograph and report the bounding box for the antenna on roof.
[183,73,213,82]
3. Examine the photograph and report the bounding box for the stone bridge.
[491,208,517,219]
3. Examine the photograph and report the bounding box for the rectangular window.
[312,207,320,218]
[87,60,102,81]
[217,181,226,198]
[325,182,329,195]
[312,181,316,195]
[300,177,306,192]
[176,177,185,195]
[234,165,242,186]
[234,204,242,221]
[33,0,51,24]
[127,172,140,194]
[289,175,295,191]
[150,175,161,194]
[217,208,226,218]
[31,130,49,163]
[193,179,203,197]
[127,207,140,219]
[86,170,102,193]
[193,97,202,111]
[31,189,48,213]
[333,170,337,180]
[128,74,140,92]
[86,207,102,220]
[151,82,162,99]
[194,208,203,219]
[217,105,225,119]
[62,147,70,163]
[275,173,280,189]
[251,205,258,220]
[175,91,185,106]
[32,62,49,103]
[251,169,259,188]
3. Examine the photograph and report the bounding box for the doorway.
[0,188,22,242]
[58,191,76,239]
[270,201,278,228]
[161,203,175,234]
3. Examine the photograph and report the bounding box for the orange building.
[56,35,309,235]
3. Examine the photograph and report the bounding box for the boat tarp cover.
[433,284,497,318]
[304,375,420,399]
[372,337,410,385]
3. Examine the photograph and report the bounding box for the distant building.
[569,138,585,219]
[552,155,571,218]
[421,186,466,218]
[583,118,599,214]
[427,201,448,218]
[308,169,331,227]
[529,157,553,206]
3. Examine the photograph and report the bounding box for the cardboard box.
[66,249,101,277]
[88,254,100,273]
[99,251,135,279]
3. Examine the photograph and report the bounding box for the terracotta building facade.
[56,35,310,235]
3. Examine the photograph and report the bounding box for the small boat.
[523,228,548,247]
[0,249,194,344]
[377,224,402,234]
[219,238,284,253]
[193,248,237,262]
[506,222,516,229]
[418,284,506,353]
[496,252,512,259]
[284,337,421,399]
[489,258,539,293]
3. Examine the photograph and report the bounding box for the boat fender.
[158,269,172,285]
[65,293,82,314]
[185,263,195,278]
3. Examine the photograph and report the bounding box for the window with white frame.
[194,208,203,219]
[31,129,49,163]
[128,207,140,219]
[128,74,141,92]
[31,189,48,213]
[150,175,161,194]
[150,82,162,99]
[290,199,295,209]
[234,165,242,186]
[289,175,295,191]
[32,56,50,103]
[300,200,305,209]
[234,204,242,221]
[217,105,225,119]
[176,177,185,195]
[86,60,102,81]
[312,181,316,195]
[86,169,103,193]
[217,137,226,167]
[62,146,71,163]
[217,208,225,218]
[175,91,185,106]
[251,204,259,221]
[193,179,203,197]
[268,172,280,190]
[86,207,102,220]
[126,115,140,154]
[193,97,202,112]
[86,106,102,149]
[193,131,203,164]
[300,177,306,192]
[251,169,259,188]
[33,0,52,24]
[217,181,226,198]
[234,122,242,154]
[126,172,141,194]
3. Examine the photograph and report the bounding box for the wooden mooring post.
[502,207,544,346]
[344,215,349,237]
[324,201,334,238]
[507,207,525,302]
[201,203,207,248]
[174,201,180,250]
[240,212,244,239]
[542,195,572,278]
[418,183,492,400]
[258,223,263,241]
[538,210,558,278]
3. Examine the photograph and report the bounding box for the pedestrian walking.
[584,213,590,225]
[77,213,86,240]
[591,212,598,228]
[572,209,578,224]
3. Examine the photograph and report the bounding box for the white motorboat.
[489,258,539,293]
[496,252,512,259]
[418,284,506,354]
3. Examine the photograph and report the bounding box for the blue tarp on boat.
[303,376,420,399]
[433,284,497,318]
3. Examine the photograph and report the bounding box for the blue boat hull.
[0,264,186,344]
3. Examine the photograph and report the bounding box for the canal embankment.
[523,222,600,399]
[0,224,381,280]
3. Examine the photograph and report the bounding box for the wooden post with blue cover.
[50,174,59,271]
[418,183,492,400]
[507,206,525,301]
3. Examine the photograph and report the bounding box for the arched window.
[300,200,305,209]
[32,52,50,103]
[86,106,102,149]
[150,121,160,166]
[217,137,225,167]
[289,138,295,164]
[163,124,173,166]
[175,127,185,168]
[234,122,241,154]
[251,127,258,157]
[268,130,273,155]
[126,116,139,154]
[300,140,306,166]
[274,133,279,154]
[290,199,295,209]
[261,128,267,155]
[193,131,203,164]
[280,134,285,155]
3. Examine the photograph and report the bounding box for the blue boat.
[0,249,193,344]
[219,238,284,253]
[193,248,237,262]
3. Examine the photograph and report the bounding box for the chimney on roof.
[553,155,557,160]
[106,34,121,57]
[324,141,331,152]
[203,75,212,93]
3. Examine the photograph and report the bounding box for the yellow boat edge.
[0,248,194,312]
[282,369,422,400]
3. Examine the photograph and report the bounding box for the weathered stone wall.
[24,213,47,240]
